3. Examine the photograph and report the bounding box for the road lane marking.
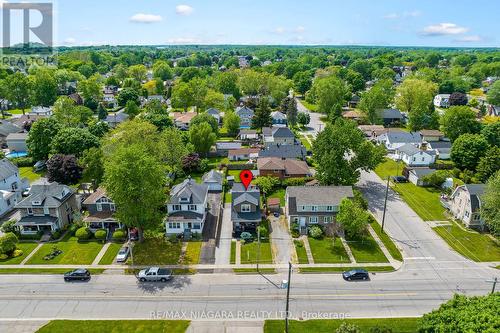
[404,257,435,260]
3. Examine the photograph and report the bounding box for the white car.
[115,246,130,263]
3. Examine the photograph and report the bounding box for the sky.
[2,0,499,47]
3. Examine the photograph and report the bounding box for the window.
[188,204,197,211]
[180,197,189,203]
[110,203,116,212]
[326,206,334,212]
[96,203,102,212]
[172,205,181,211]
[241,204,251,212]
[324,216,332,223]
[193,223,201,230]
[186,223,192,229]
[311,206,318,212]
[168,222,181,229]
[27,208,33,215]
[43,207,49,215]
[309,216,318,224]
[11,182,18,191]
[421,157,425,162]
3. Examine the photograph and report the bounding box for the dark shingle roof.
[15,183,74,209]
[259,144,306,159]
[378,109,403,119]
[170,178,208,205]
[286,186,354,207]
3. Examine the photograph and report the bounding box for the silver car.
[115,246,130,263]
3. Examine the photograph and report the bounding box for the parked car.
[34,160,46,172]
[64,269,91,282]
[129,228,139,241]
[342,269,369,281]
[391,176,408,183]
[116,246,130,262]
[137,267,173,282]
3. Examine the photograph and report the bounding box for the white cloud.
[64,37,76,45]
[176,4,193,16]
[167,37,200,44]
[130,13,162,23]
[383,13,399,19]
[421,23,468,36]
[273,27,286,34]
[404,10,421,17]
[295,26,305,33]
[454,35,482,42]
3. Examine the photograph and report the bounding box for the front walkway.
[91,242,111,265]
[20,243,43,265]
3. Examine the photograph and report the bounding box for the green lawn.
[6,109,24,115]
[225,191,232,203]
[98,242,124,265]
[308,237,351,263]
[264,318,420,333]
[227,169,243,181]
[294,240,309,264]
[346,233,389,263]
[299,100,319,112]
[433,221,500,262]
[37,320,190,333]
[0,242,38,265]
[370,220,403,261]
[233,268,276,274]
[0,268,105,274]
[240,241,273,264]
[129,238,183,265]
[19,167,45,183]
[26,234,104,265]
[268,188,286,206]
[374,158,403,179]
[299,266,395,273]
[298,135,312,150]
[230,241,236,264]
[182,241,202,265]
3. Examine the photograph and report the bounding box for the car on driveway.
[342,269,369,281]
[64,269,91,282]
[137,267,173,282]
[116,246,130,263]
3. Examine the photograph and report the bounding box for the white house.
[396,143,437,167]
[376,130,422,151]
[446,184,485,229]
[0,159,29,216]
[29,106,53,116]
[408,168,435,186]
[165,178,209,235]
[433,94,450,108]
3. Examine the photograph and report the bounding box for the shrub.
[308,225,323,239]
[75,227,91,240]
[12,249,23,258]
[51,230,61,240]
[0,232,18,255]
[421,170,450,188]
[19,231,42,240]
[198,158,210,172]
[240,232,253,242]
[11,157,33,167]
[282,177,309,187]
[0,254,7,260]
[0,219,17,233]
[112,230,126,240]
[291,229,300,238]
[95,229,107,240]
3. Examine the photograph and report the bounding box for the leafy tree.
[53,96,93,127]
[6,72,31,115]
[188,77,208,112]
[0,232,18,256]
[78,74,103,109]
[46,154,83,185]
[253,176,280,197]
[421,170,450,188]
[223,111,241,137]
[292,71,312,95]
[104,144,165,242]
[189,123,216,157]
[280,96,298,126]
[214,71,240,98]
[26,117,62,160]
[80,147,105,185]
[97,103,108,120]
[395,79,438,131]
[448,92,468,106]
[440,106,482,142]
[486,80,500,106]
[31,68,57,107]
[481,170,500,237]
[171,81,193,111]
[161,128,189,173]
[481,122,500,147]
[124,99,140,118]
[141,112,173,131]
[419,293,500,333]
[152,60,173,80]
[182,153,201,172]
[312,75,350,119]
[117,88,140,107]
[358,79,394,124]
[204,89,225,110]
[88,120,110,138]
[252,97,272,129]
[313,118,385,185]
[450,133,489,171]
[191,113,219,134]
[336,198,369,238]
[476,147,500,182]
[51,127,99,157]
[297,112,310,126]
[128,64,147,82]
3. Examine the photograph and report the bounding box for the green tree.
[450,134,489,171]
[80,147,105,185]
[223,111,241,137]
[252,97,272,129]
[161,128,189,173]
[171,81,193,111]
[117,88,140,107]
[280,96,298,126]
[395,79,438,131]
[104,144,166,242]
[419,293,500,333]
[78,74,103,109]
[46,154,83,185]
[358,79,394,124]
[188,77,208,113]
[440,106,482,142]
[297,112,310,126]
[214,71,240,98]
[26,117,61,160]
[102,119,162,157]
[51,127,99,157]
[481,170,500,237]
[53,96,93,127]
[335,322,361,333]
[152,60,173,80]
[204,89,225,110]
[189,123,216,157]
[292,71,312,95]
[481,122,500,147]
[312,75,350,120]
[0,232,18,256]
[97,103,108,120]
[486,80,500,106]
[476,146,500,183]
[313,118,386,185]
[336,198,370,238]
[253,176,280,197]
[6,72,31,115]
[31,68,57,107]
[88,120,110,138]
[128,64,147,82]
[124,100,140,118]
[191,113,219,134]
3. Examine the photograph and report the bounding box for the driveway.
[199,192,221,266]
[268,211,293,269]
[214,203,233,269]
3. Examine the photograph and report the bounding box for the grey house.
[285,186,354,235]
[446,184,485,229]
[206,108,221,123]
[202,170,223,192]
[14,183,79,235]
[259,143,307,160]
[82,187,123,232]
[235,106,254,128]
[263,126,296,146]
[377,109,404,126]
[231,183,261,234]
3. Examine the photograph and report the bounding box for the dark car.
[391,176,408,183]
[64,269,91,282]
[342,269,369,281]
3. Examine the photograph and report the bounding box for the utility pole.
[381,176,390,233]
[486,277,498,294]
[285,262,292,333]
[256,227,261,272]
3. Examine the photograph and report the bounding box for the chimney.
[420,142,428,151]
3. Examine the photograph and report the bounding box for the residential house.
[206,108,221,124]
[285,186,354,234]
[171,112,197,131]
[446,184,485,229]
[434,94,450,108]
[235,106,254,128]
[238,129,259,141]
[377,109,404,126]
[0,159,28,217]
[165,178,208,235]
[428,141,452,160]
[228,148,260,161]
[271,111,287,125]
[14,183,79,235]
[6,132,28,152]
[408,168,435,186]
[147,95,166,104]
[9,114,45,129]
[103,93,117,108]
[68,93,83,105]
[395,143,437,167]
[358,125,385,138]
[216,141,242,157]
[29,106,53,116]
[0,120,21,147]
[257,157,311,179]
[105,109,129,128]
[342,110,363,122]
[82,187,123,232]
[259,144,307,160]
[376,130,422,151]
[348,95,360,108]
[202,170,223,192]
[420,130,444,142]
[263,127,296,147]
[231,183,261,234]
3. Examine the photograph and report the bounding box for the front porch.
[15,216,58,235]
[84,214,123,232]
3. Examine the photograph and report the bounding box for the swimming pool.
[5,151,28,159]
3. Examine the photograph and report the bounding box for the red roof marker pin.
[240,170,253,190]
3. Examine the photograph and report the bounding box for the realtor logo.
[2,2,53,52]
